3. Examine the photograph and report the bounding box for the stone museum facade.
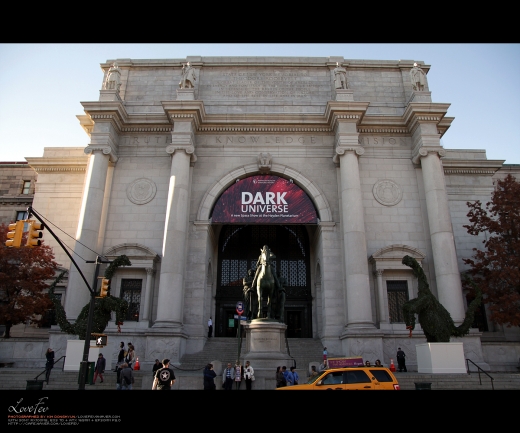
[3,55,519,372]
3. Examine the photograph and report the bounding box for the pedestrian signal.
[5,221,24,247]
[95,335,108,346]
[26,220,44,247]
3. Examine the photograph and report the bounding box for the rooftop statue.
[179,62,196,89]
[409,62,427,91]
[333,62,347,90]
[402,255,482,342]
[103,62,122,92]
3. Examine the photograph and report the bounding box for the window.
[387,280,409,323]
[16,211,29,231]
[121,279,142,321]
[40,294,62,328]
[22,181,31,195]
[321,372,343,385]
[369,369,393,382]
[345,370,371,384]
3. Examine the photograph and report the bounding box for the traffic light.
[5,221,24,247]
[26,220,44,247]
[99,278,110,298]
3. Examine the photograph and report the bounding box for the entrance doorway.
[214,224,312,337]
[286,311,302,338]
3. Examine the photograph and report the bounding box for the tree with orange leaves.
[462,174,520,327]
[0,222,59,338]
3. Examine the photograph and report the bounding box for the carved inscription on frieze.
[358,136,410,147]
[212,71,313,98]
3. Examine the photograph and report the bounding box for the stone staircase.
[1,337,520,390]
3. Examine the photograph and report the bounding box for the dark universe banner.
[211,175,318,224]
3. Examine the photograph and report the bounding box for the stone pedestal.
[240,320,292,390]
[416,342,466,373]
[63,340,101,371]
[408,91,432,103]
[335,89,354,101]
[99,89,122,102]
[176,88,195,100]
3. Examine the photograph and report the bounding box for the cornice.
[402,102,450,135]
[442,158,505,175]
[80,101,129,133]
[25,157,88,174]
[75,99,457,138]
[0,197,33,205]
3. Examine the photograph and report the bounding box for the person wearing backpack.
[120,363,134,390]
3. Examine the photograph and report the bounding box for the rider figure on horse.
[250,245,283,319]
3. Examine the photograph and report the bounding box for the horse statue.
[251,245,278,319]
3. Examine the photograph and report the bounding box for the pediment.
[369,244,425,270]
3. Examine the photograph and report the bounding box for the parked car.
[276,366,400,390]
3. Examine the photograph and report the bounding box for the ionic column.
[153,122,196,328]
[335,145,374,329]
[64,146,115,319]
[414,147,465,323]
[142,268,155,321]
[375,269,388,324]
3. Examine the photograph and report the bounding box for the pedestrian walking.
[152,358,176,390]
[114,341,125,371]
[282,365,294,386]
[244,360,255,390]
[323,347,328,362]
[396,347,407,372]
[93,353,106,384]
[152,359,163,377]
[208,317,213,338]
[223,362,234,390]
[291,366,299,385]
[45,348,55,383]
[115,363,123,390]
[125,343,135,369]
[120,362,134,390]
[203,363,217,390]
[276,366,286,388]
[234,360,243,390]
[309,365,319,378]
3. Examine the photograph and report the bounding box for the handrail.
[285,332,296,369]
[466,358,494,390]
[34,355,66,380]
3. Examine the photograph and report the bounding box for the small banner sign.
[327,357,364,368]
[211,175,318,224]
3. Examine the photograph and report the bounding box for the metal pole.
[78,257,101,390]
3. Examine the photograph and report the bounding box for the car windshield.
[305,373,324,385]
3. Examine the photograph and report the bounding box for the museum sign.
[211,175,318,224]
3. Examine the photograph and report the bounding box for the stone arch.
[196,163,333,222]
[369,244,425,269]
[104,243,160,268]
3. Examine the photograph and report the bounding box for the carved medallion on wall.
[373,179,402,206]
[127,178,157,205]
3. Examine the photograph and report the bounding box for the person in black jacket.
[397,347,407,372]
[114,341,125,372]
[93,353,106,384]
[203,363,217,390]
[45,348,55,383]
[152,359,163,377]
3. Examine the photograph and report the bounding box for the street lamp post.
[78,255,111,391]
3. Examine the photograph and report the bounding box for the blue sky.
[1,43,519,164]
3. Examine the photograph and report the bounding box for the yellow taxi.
[276,366,400,390]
